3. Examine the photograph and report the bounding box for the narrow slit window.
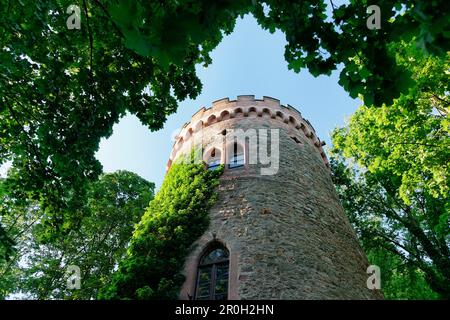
[228,142,244,169]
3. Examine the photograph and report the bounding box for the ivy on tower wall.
[98,156,223,300]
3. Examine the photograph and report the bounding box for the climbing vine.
[99,157,223,299]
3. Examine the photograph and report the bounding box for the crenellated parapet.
[167,95,329,170]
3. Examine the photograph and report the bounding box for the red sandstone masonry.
[166,95,329,171]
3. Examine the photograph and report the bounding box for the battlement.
[169,95,329,170]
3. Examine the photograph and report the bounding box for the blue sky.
[95,14,361,189]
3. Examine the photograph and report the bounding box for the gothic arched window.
[195,245,229,300]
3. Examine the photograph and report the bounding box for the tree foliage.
[331,42,449,298]
[109,0,449,106]
[0,0,201,240]
[98,160,223,300]
[1,0,449,239]
[366,248,439,299]
[0,170,154,299]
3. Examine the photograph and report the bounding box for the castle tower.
[168,95,381,300]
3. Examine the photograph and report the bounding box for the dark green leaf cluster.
[109,0,449,107]
[0,170,154,299]
[98,161,223,299]
[252,0,448,106]
[0,223,15,264]
[0,0,202,238]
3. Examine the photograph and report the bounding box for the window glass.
[195,245,229,300]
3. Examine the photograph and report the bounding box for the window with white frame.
[228,142,244,169]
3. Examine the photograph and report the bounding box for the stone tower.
[167,95,381,300]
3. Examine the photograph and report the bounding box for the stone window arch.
[204,147,221,170]
[195,243,229,300]
[227,142,245,169]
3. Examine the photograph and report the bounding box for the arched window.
[228,142,244,169]
[205,148,221,170]
[195,245,229,300]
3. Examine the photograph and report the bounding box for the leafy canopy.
[110,0,449,106]
[331,41,449,298]
[0,0,201,239]
[0,170,154,299]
